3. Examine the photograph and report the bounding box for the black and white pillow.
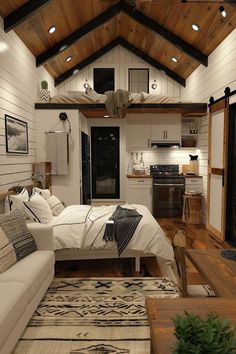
[46,195,65,216]
[5,188,29,217]
[33,187,51,200]
[0,226,17,273]
[23,194,53,224]
[0,209,37,262]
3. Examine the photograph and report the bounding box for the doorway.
[226,103,236,244]
[91,127,120,199]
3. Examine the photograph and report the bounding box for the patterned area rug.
[13,277,179,354]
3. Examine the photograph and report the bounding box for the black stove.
[150,164,185,218]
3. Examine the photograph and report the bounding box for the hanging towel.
[46,132,68,175]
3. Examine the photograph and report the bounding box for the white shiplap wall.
[181,28,236,223]
[0,17,55,194]
[127,148,197,173]
[57,45,181,98]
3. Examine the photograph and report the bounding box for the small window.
[93,68,115,94]
[128,68,149,93]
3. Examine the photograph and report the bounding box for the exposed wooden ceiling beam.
[122,2,208,67]
[36,1,123,67]
[225,0,236,9]
[55,38,122,86]
[118,37,186,87]
[55,37,186,87]
[4,0,53,33]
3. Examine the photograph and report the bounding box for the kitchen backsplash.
[127,148,199,173]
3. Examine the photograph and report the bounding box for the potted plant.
[40,80,50,102]
[172,312,236,354]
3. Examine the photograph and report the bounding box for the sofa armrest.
[27,223,54,251]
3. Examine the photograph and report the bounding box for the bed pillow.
[33,187,51,200]
[0,227,17,273]
[23,194,53,224]
[5,188,29,216]
[0,209,37,262]
[46,195,65,216]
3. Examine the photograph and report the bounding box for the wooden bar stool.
[182,192,202,224]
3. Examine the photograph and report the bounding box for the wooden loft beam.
[55,37,186,87]
[36,1,123,67]
[122,2,208,67]
[55,38,121,86]
[118,37,186,87]
[4,0,53,33]
[225,0,236,9]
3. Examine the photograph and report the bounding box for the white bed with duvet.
[3,187,174,275]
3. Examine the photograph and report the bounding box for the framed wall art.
[5,115,29,154]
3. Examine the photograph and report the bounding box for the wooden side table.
[146,297,236,354]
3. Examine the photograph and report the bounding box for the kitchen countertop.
[183,174,202,178]
[127,174,152,178]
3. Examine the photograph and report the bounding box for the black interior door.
[226,103,236,244]
[91,127,120,199]
[81,132,91,205]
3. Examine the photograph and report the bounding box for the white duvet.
[48,204,174,263]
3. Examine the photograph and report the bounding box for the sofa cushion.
[0,227,17,273]
[0,250,54,303]
[0,282,28,349]
[0,209,37,262]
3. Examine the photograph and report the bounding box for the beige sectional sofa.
[0,223,55,354]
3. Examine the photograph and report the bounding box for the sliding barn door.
[207,100,229,241]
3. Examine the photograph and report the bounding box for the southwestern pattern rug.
[13,277,179,354]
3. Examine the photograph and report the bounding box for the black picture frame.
[5,114,29,154]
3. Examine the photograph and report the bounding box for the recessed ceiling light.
[171,57,178,63]
[48,26,56,34]
[219,5,227,18]
[65,56,72,62]
[104,115,109,118]
[59,44,68,52]
[192,23,200,31]
[73,69,79,75]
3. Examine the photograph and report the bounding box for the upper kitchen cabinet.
[126,115,150,150]
[150,114,181,142]
[181,118,200,148]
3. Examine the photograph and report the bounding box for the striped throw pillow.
[0,210,37,262]
[46,195,65,216]
[0,227,17,273]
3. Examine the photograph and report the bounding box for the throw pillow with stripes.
[0,226,17,273]
[46,195,65,216]
[0,210,37,262]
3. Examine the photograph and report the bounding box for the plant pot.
[40,89,50,103]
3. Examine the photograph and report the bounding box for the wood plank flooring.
[55,218,230,283]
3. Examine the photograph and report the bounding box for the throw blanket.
[103,206,143,255]
[105,89,129,117]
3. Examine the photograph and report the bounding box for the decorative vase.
[40,89,50,103]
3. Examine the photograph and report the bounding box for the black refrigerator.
[81,132,91,205]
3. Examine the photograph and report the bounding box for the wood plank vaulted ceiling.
[0,0,236,87]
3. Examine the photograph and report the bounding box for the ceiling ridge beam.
[55,37,185,87]
[4,0,53,33]
[122,1,208,67]
[36,1,123,67]
[118,37,186,87]
[55,37,122,86]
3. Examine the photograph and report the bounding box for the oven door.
[153,179,185,218]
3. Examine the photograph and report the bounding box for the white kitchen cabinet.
[126,116,150,150]
[127,178,152,212]
[185,177,203,193]
[150,114,181,142]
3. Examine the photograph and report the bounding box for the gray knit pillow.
[0,209,37,261]
[0,227,17,273]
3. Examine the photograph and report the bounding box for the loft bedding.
[47,203,174,263]
[50,89,181,105]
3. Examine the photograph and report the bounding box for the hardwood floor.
[55,218,229,283]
